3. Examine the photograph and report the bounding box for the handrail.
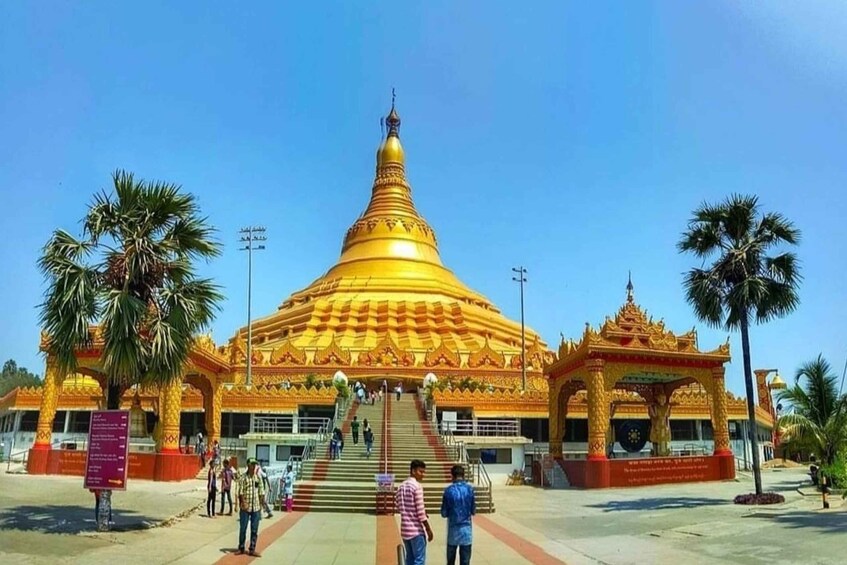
[380,388,390,475]
[6,447,28,472]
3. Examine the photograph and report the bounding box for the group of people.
[190,431,220,468]
[352,380,382,404]
[396,460,476,565]
[205,457,296,557]
[332,416,376,459]
[350,416,376,457]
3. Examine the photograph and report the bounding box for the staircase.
[292,392,494,513]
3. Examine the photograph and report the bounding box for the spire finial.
[386,89,401,137]
[626,271,634,303]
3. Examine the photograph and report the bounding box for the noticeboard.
[374,473,395,492]
[84,410,130,491]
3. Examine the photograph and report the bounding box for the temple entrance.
[545,290,736,488]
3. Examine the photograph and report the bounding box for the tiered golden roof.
[228,102,545,376]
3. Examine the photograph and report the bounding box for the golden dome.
[234,101,545,365]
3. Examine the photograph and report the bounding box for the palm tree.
[778,356,847,466]
[38,170,223,409]
[678,194,801,496]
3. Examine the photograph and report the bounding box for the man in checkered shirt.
[236,458,266,557]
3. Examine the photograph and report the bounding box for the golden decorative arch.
[357,334,415,367]
[314,335,352,366]
[424,340,461,368]
[269,339,308,366]
[467,339,505,369]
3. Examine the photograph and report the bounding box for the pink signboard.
[84,410,130,490]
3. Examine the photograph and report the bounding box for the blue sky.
[1,2,845,396]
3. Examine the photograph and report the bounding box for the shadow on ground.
[0,504,160,534]
[588,496,730,512]
[746,509,847,533]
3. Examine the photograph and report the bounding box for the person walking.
[237,458,265,557]
[282,464,295,512]
[206,460,218,517]
[256,463,274,518]
[219,459,235,515]
[395,382,403,402]
[363,423,375,458]
[211,440,221,466]
[351,416,360,445]
[441,465,476,565]
[395,459,433,565]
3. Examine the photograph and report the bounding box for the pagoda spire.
[335,98,444,267]
[626,271,634,303]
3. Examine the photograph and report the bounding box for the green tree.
[0,359,42,397]
[38,170,223,409]
[678,194,801,496]
[778,355,847,466]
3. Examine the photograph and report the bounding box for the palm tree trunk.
[740,314,763,495]
[106,383,122,410]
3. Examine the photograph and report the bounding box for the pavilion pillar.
[159,378,183,454]
[154,377,194,481]
[27,357,62,474]
[548,382,563,457]
[585,359,610,488]
[710,366,735,480]
[204,381,224,447]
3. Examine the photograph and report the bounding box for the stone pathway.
[2,467,847,564]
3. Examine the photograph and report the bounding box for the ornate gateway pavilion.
[1,102,774,486]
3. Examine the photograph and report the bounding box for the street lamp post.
[512,267,527,391]
[240,226,266,387]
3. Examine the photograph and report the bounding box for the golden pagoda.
[223,101,549,390]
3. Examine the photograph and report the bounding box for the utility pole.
[512,266,527,391]
[239,226,266,386]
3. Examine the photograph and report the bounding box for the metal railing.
[454,441,492,514]
[441,419,520,437]
[251,415,332,435]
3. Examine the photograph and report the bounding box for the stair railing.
[466,450,493,514]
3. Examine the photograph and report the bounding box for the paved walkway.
[1,467,846,564]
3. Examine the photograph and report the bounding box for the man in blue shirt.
[440,464,476,565]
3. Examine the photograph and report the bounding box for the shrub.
[819,454,847,488]
[733,492,785,505]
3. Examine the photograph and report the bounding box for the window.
[520,418,549,442]
[564,419,588,442]
[52,411,66,433]
[276,445,290,462]
[467,448,512,465]
[20,410,39,432]
[670,420,697,441]
[256,444,270,468]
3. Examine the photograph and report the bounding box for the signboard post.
[374,473,395,515]
[84,410,130,531]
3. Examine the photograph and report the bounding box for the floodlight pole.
[240,226,266,386]
[512,267,527,391]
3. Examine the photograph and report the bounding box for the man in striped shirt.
[236,458,266,557]
[395,459,434,565]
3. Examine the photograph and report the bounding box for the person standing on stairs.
[441,465,476,565]
[351,416,360,446]
[363,422,374,458]
[395,382,403,401]
[396,459,434,565]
